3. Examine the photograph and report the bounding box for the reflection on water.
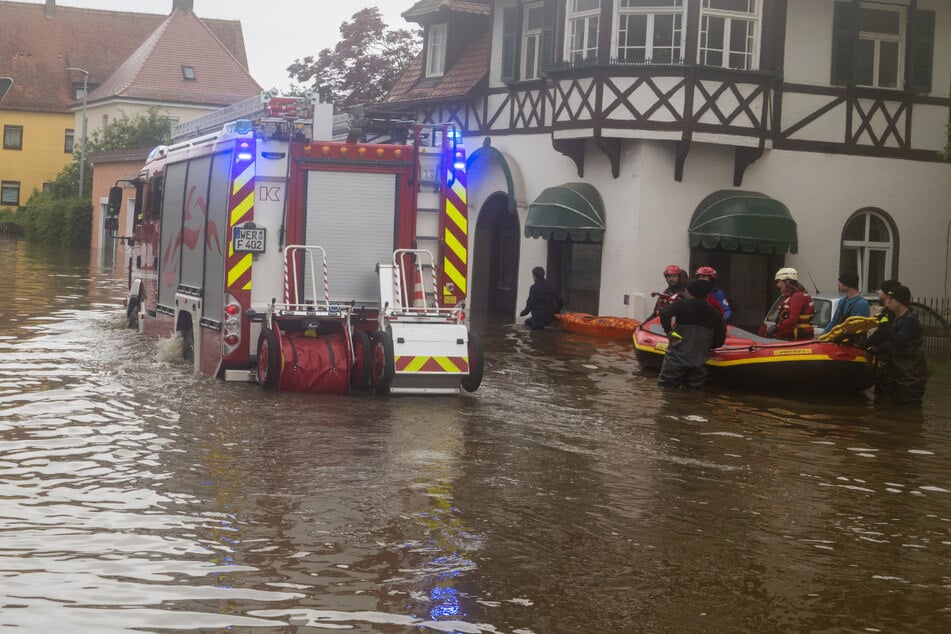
[1,236,949,632]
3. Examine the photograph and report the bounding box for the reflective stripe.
[394,355,469,373]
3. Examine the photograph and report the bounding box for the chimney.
[45,0,55,18]
[172,0,194,12]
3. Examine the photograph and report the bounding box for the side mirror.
[108,186,123,215]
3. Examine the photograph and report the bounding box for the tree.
[287,8,421,108]
[19,108,171,246]
[51,107,172,200]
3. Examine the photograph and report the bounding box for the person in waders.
[868,284,929,407]
[657,279,727,389]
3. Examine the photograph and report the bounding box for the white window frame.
[564,0,602,64]
[612,0,686,64]
[698,0,761,71]
[521,2,546,80]
[841,210,894,293]
[426,23,448,77]
[856,2,905,89]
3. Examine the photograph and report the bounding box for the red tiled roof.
[404,0,491,21]
[403,0,490,22]
[87,9,260,107]
[386,29,489,105]
[0,1,252,114]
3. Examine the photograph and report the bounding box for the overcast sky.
[24,0,416,90]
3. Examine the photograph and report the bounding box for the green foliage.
[21,192,91,247]
[87,107,172,153]
[287,7,420,107]
[0,207,25,235]
[940,123,951,161]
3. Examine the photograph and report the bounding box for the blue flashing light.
[453,162,466,171]
[234,119,253,135]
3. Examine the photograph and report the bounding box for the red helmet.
[663,265,683,276]
[695,266,717,279]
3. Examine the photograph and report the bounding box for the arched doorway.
[472,192,519,316]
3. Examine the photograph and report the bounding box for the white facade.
[396,0,951,323]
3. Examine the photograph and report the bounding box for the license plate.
[232,227,266,253]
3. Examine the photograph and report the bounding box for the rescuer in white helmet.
[765,267,816,340]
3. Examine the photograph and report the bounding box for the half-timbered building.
[385,0,951,328]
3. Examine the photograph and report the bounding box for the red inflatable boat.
[633,317,874,392]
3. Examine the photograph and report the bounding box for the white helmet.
[775,267,798,281]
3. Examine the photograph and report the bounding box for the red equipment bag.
[277,330,350,394]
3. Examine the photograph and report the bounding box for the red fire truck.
[108,93,482,395]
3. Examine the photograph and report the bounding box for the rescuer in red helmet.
[694,266,732,321]
[652,264,688,315]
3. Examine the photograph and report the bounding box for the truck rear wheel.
[370,330,394,394]
[461,330,484,393]
[351,330,371,390]
[256,328,281,389]
[126,297,140,330]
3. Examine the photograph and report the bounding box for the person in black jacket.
[658,279,727,389]
[868,284,928,407]
[520,266,563,329]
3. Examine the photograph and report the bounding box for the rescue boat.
[633,316,874,392]
[556,313,640,340]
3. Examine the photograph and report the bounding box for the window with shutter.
[831,2,932,91]
[501,6,519,82]
[906,9,935,93]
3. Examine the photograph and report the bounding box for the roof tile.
[0,1,252,113]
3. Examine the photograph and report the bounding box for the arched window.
[839,209,898,293]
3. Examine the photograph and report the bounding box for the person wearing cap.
[520,266,563,330]
[652,265,688,315]
[657,279,727,389]
[694,266,732,321]
[868,284,928,407]
[822,271,871,334]
[766,267,815,340]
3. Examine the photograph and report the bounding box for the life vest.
[778,291,815,340]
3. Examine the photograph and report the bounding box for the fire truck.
[108,93,482,395]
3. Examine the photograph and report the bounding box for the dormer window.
[182,65,196,81]
[426,24,448,77]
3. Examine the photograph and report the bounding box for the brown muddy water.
[0,236,948,633]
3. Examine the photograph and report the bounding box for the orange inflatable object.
[556,313,641,340]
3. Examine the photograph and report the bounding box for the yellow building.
[0,109,73,206]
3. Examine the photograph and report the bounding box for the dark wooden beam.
[593,136,622,179]
[553,138,585,177]
[734,145,764,186]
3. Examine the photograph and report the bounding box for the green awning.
[525,182,605,242]
[689,190,798,254]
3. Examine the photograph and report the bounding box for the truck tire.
[461,330,484,393]
[370,330,394,394]
[126,297,140,330]
[181,328,194,364]
[256,328,281,389]
[351,330,371,390]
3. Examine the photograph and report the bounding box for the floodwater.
[0,236,948,633]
